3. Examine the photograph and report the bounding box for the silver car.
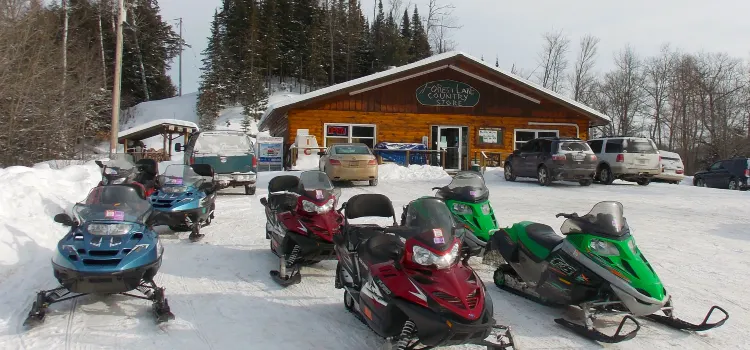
[587,137,661,186]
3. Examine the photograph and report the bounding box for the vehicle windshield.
[444,171,489,202]
[194,133,254,154]
[625,139,657,154]
[102,154,136,174]
[560,201,628,237]
[161,165,207,187]
[298,170,336,202]
[73,185,151,224]
[334,145,371,155]
[402,197,456,251]
[557,141,592,153]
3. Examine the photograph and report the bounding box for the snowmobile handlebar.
[431,186,442,191]
[555,213,579,219]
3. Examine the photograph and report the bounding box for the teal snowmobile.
[432,171,499,260]
[488,201,728,343]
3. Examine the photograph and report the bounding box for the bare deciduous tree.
[425,0,460,53]
[568,34,599,104]
[643,44,674,145]
[536,29,570,93]
[595,46,646,137]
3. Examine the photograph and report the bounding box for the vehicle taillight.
[189,156,195,165]
[616,154,624,162]
[658,155,662,162]
[252,156,257,168]
[591,155,597,161]
[551,154,566,161]
[329,159,341,166]
[368,159,378,165]
[677,169,684,174]
[745,169,750,177]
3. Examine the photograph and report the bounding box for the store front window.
[324,124,376,148]
[514,129,559,150]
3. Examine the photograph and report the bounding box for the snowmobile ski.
[644,300,728,332]
[554,315,640,343]
[269,270,301,286]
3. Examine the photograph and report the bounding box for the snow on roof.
[118,118,199,140]
[258,51,611,130]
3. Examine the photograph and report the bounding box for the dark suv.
[503,137,598,186]
[693,158,750,190]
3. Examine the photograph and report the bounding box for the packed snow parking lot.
[0,162,746,349]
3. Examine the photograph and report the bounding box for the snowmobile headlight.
[481,203,491,215]
[452,203,472,215]
[111,177,126,184]
[411,242,460,269]
[627,238,638,255]
[302,199,334,214]
[88,223,133,236]
[162,186,188,193]
[589,239,620,256]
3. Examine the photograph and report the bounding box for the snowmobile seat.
[268,175,300,193]
[134,159,158,187]
[520,223,563,261]
[345,224,385,250]
[345,194,396,221]
[358,233,403,265]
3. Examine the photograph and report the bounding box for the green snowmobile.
[432,171,499,260]
[488,201,728,343]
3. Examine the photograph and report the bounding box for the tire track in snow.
[63,298,77,350]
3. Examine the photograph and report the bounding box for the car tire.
[729,178,740,190]
[637,178,650,186]
[504,162,516,182]
[537,165,552,186]
[369,179,378,186]
[598,165,615,185]
[245,185,256,195]
[579,179,593,186]
[695,178,706,187]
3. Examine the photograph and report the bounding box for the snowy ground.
[0,163,748,350]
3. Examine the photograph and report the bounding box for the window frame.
[323,123,377,148]
[513,129,559,150]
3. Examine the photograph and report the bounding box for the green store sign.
[416,80,480,107]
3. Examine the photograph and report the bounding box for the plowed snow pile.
[377,163,450,180]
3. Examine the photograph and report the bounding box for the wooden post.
[168,133,173,158]
[441,150,446,169]
[162,129,167,160]
[405,150,410,166]
[109,0,125,156]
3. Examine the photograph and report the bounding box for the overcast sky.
[159,0,750,95]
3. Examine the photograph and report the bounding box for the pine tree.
[260,0,281,87]
[409,6,431,61]
[495,55,499,67]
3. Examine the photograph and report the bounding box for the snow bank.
[378,163,450,181]
[0,162,100,277]
[293,154,320,170]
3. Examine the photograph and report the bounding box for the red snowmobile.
[332,194,516,349]
[259,170,343,286]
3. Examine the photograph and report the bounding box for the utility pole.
[110,0,127,156]
[178,17,183,96]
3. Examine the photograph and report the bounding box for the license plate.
[349,161,360,167]
[638,159,647,164]
[573,154,585,161]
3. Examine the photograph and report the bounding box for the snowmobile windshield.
[194,132,253,154]
[102,154,136,174]
[402,197,457,251]
[298,170,337,202]
[74,185,152,224]
[560,201,629,237]
[443,171,489,202]
[161,165,206,189]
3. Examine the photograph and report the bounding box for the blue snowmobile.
[24,184,173,327]
[149,164,217,242]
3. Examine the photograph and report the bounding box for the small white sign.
[479,129,497,143]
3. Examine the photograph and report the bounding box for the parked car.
[503,137,597,186]
[318,143,379,186]
[693,157,750,191]
[654,150,685,184]
[174,130,258,195]
[587,136,661,186]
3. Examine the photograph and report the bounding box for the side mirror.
[95,160,104,168]
[54,213,76,227]
[260,197,268,207]
[174,143,182,152]
[317,151,326,156]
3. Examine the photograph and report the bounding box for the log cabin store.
[258,51,610,171]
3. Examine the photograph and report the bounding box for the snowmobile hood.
[149,185,206,212]
[444,199,497,242]
[407,263,487,322]
[52,221,163,273]
[560,237,668,307]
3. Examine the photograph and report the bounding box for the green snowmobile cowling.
[489,201,729,343]
[432,171,499,244]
